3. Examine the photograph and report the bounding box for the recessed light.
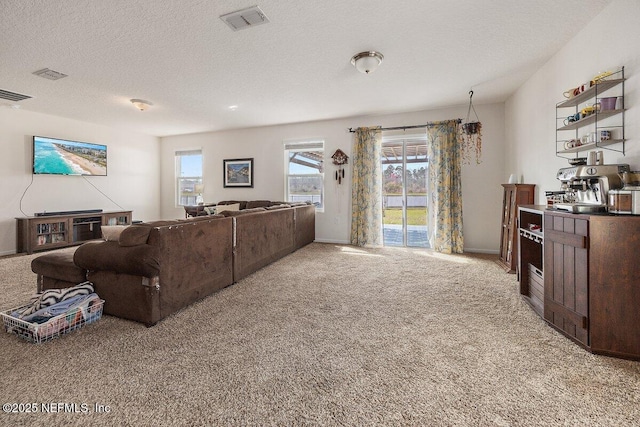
[228,105,238,111]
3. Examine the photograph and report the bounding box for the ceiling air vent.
[0,88,32,102]
[32,68,68,81]
[220,5,269,31]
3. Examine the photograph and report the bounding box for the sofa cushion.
[31,251,87,283]
[217,200,248,210]
[265,204,291,210]
[220,207,266,217]
[101,225,128,241]
[140,220,181,227]
[246,200,273,209]
[119,224,152,246]
[74,240,161,277]
[120,216,227,245]
[179,215,225,222]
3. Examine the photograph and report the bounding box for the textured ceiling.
[0,0,613,137]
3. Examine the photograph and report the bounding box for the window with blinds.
[284,140,324,210]
[175,149,203,206]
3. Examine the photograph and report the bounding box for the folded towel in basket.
[15,293,99,324]
[14,282,94,318]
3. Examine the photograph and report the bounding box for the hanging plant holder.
[459,90,483,164]
[462,121,479,135]
[462,90,480,135]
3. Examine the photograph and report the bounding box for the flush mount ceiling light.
[130,99,152,111]
[351,51,384,74]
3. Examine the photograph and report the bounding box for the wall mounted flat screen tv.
[33,136,107,176]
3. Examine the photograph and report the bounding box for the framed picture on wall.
[223,158,254,188]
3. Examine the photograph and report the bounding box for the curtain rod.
[348,119,462,133]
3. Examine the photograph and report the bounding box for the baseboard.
[312,240,498,254]
[313,238,351,245]
[464,248,499,254]
[0,249,19,257]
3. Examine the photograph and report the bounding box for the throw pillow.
[101,225,129,241]
[215,203,240,214]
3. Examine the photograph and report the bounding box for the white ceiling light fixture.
[351,51,384,74]
[130,99,152,111]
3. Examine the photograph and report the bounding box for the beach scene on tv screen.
[34,137,107,176]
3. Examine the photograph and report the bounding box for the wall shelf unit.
[555,68,625,158]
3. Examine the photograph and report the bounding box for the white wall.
[506,0,640,201]
[0,108,161,255]
[161,102,506,253]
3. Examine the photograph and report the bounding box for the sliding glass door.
[381,138,429,247]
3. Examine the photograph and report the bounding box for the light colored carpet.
[0,243,639,426]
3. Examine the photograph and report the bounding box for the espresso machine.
[553,164,630,213]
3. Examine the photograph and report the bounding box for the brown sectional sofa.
[217,203,315,281]
[36,202,315,326]
[233,206,295,281]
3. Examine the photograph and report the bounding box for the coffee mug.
[564,113,580,125]
[581,106,596,117]
[600,130,611,141]
[564,139,581,150]
[563,88,577,98]
[592,70,613,83]
[599,97,617,111]
[577,82,591,94]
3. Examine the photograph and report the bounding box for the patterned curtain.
[350,126,383,247]
[427,120,464,254]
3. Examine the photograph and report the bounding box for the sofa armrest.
[74,240,160,277]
